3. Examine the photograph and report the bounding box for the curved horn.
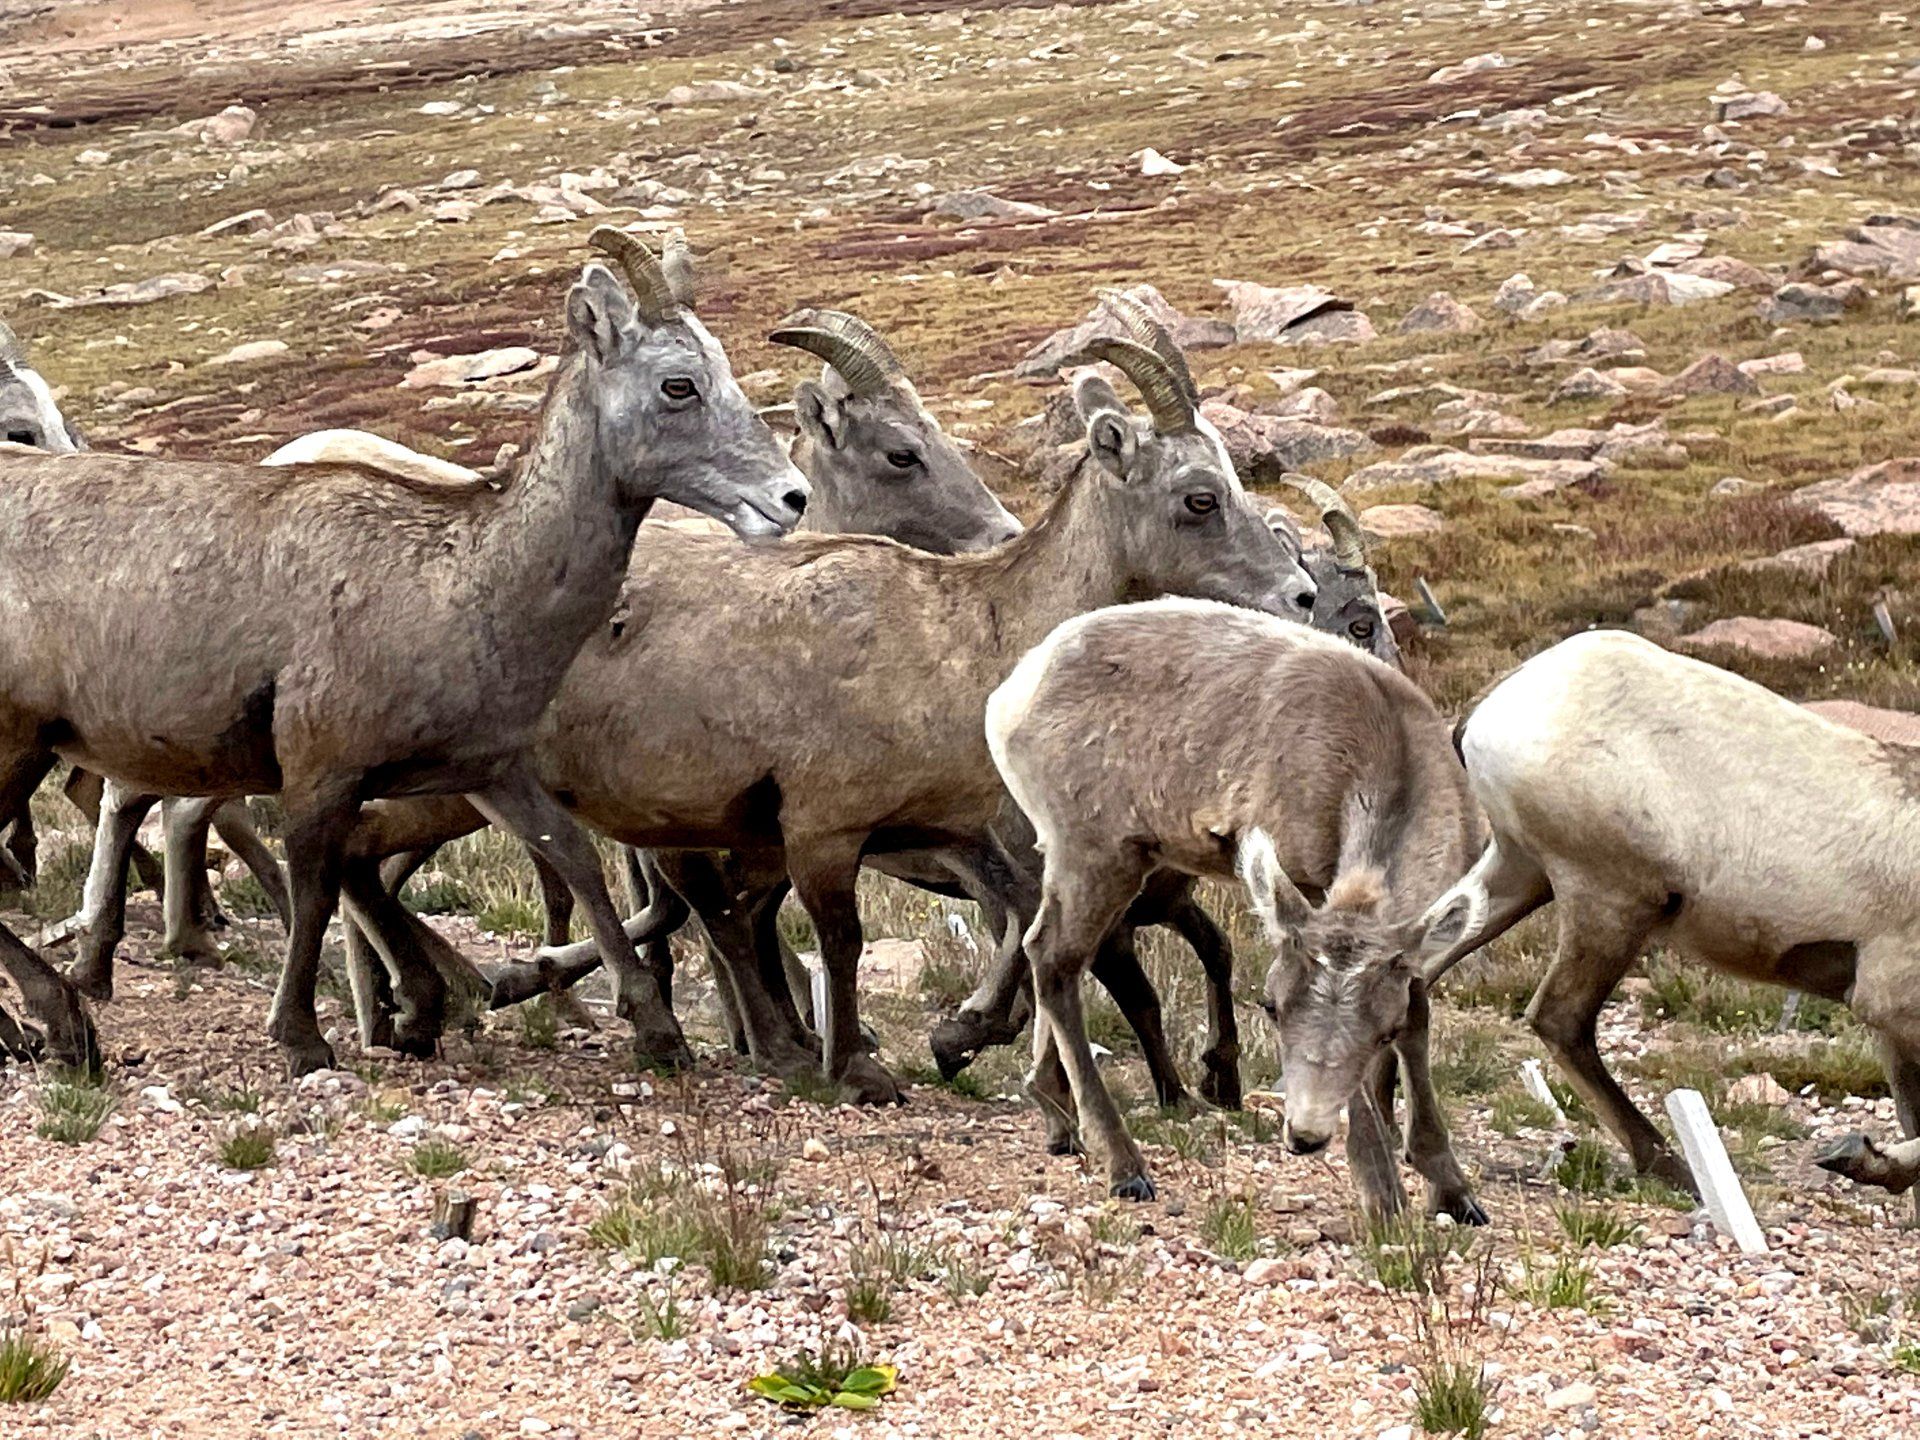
[1278,470,1368,571]
[1073,337,1194,434]
[1097,287,1198,407]
[0,320,22,368]
[587,225,677,323]
[769,308,904,397]
[661,229,696,311]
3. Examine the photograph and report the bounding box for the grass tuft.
[1553,1137,1615,1195]
[1555,1201,1637,1249]
[34,1067,115,1145]
[1412,1358,1493,1439]
[410,1139,469,1179]
[1200,1192,1261,1261]
[0,1328,69,1404]
[1510,1248,1609,1313]
[218,1125,277,1170]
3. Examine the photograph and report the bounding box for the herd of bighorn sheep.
[3,232,1916,1212]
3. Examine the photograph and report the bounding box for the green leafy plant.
[1892,1341,1920,1376]
[34,1067,115,1145]
[218,1125,276,1170]
[747,1345,897,1412]
[1553,1137,1614,1195]
[0,1327,69,1404]
[518,996,560,1050]
[410,1139,469,1179]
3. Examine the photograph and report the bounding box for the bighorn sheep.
[0,320,80,454]
[1414,628,1920,1197]
[326,329,1319,1100]
[0,229,808,1073]
[986,598,1482,1214]
[1270,472,1398,667]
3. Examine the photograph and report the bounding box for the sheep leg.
[1162,887,1241,1109]
[1,796,34,891]
[267,779,362,1076]
[65,765,162,895]
[1088,926,1194,1111]
[749,880,818,1051]
[532,849,574,949]
[470,764,690,1071]
[1394,978,1486,1225]
[1817,954,1920,1197]
[787,836,900,1105]
[340,862,447,1058]
[1345,1048,1409,1224]
[69,780,159,1001]
[930,845,1045,1078]
[1026,853,1154,1198]
[1418,831,1553,984]
[211,799,292,929]
[1528,894,1694,1194]
[160,797,226,960]
[0,924,99,1073]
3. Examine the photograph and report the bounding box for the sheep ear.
[1237,828,1311,942]
[1075,376,1138,482]
[794,380,845,449]
[566,263,636,364]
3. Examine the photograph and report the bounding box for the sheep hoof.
[1046,1135,1083,1157]
[840,1054,905,1106]
[1110,1172,1157,1203]
[1199,1065,1243,1111]
[1437,1191,1489,1227]
[1815,1132,1919,1194]
[278,1034,337,1078]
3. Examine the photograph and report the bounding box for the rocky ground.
[6,0,1920,1435]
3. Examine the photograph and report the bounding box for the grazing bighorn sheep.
[986,598,1482,1215]
[329,330,1319,1100]
[0,229,808,1073]
[1413,628,1920,1198]
[1269,471,1398,667]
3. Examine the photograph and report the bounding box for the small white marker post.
[1665,1088,1768,1255]
[808,961,830,1035]
[1521,1059,1567,1125]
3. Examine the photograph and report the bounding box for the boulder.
[1738,537,1854,578]
[199,208,274,238]
[1358,504,1446,540]
[1676,255,1776,291]
[1758,280,1868,326]
[1270,386,1341,425]
[401,346,542,389]
[1712,91,1789,122]
[1678,617,1839,661]
[1135,148,1186,177]
[1805,700,1920,747]
[1492,274,1539,314]
[1428,52,1506,84]
[1581,271,1735,306]
[1806,215,1920,280]
[1343,445,1606,495]
[206,340,289,366]
[1665,353,1759,397]
[0,231,34,259]
[181,104,258,145]
[42,273,213,309]
[1496,167,1576,188]
[1397,291,1482,335]
[1790,458,1920,536]
[1199,401,1374,471]
[928,190,1057,222]
[1014,285,1234,378]
[1212,279,1371,345]
[657,80,766,106]
[1551,367,1627,402]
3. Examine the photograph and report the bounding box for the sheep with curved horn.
[1266,467,1400,666]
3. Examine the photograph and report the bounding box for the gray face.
[1260,912,1417,1153]
[1306,552,1399,667]
[564,265,808,540]
[1079,378,1317,616]
[795,369,1021,554]
[0,360,81,454]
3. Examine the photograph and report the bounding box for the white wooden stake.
[1521,1059,1567,1125]
[1665,1088,1767,1255]
[809,961,829,1036]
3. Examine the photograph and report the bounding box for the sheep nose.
[783,487,809,517]
[1284,1123,1331,1156]
[1293,585,1317,612]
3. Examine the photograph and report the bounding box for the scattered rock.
[1213,279,1372,346]
[1758,280,1868,326]
[801,1137,830,1162]
[1357,504,1446,540]
[1429,52,1506,84]
[1805,700,1920,747]
[1678,617,1839,661]
[0,231,35,259]
[1727,1074,1792,1107]
[1344,445,1606,495]
[1791,458,1920,536]
[1709,476,1765,499]
[199,209,273,238]
[1807,215,1920,280]
[1241,1257,1287,1286]
[1712,91,1788,123]
[1676,255,1775,291]
[40,273,213,309]
[1551,367,1627,402]
[401,347,541,389]
[1583,271,1735,307]
[1199,401,1374,471]
[1493,274,1539,314]
[1743,538,1853,578]
[1015,285,1234,378]
[1270,387,1340,425]
[1135,148,1186,176]
[179,104,258,145]
[658,80,765,106]
[207,340,289,366]
[1497,167,1575,188]
[1545,1380,1599,1411]
[928,190,1057,222]
[1397,291,1481,335]
[1739,352,1805,377]
[1665,353,1759,397]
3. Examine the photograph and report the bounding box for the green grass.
[1200,1192,1261,1261]
[518,997,559,1051]
[1412,1358,1492,1440]
[1892,1342,1920,1377]
[1489,1089,1560,1136]
[410,1140,469,1179]
[846,1273,892,1325]
[218,1125,277,1170]
[17,840,89,922]
[1755,1037,1887,1102]
[1430,1019,1511,1098]
[34,1067,115,1145]
[1358,1213,1475,1295]
[1555,1201,1637,1249]
[1510,1249,1609,1313]
[0,1329,69,1404]
[631,1284,689,1342]
[217,869,282,920]
[1553,1137,1616,1195]
[1640,956,1781,1033]
[589,1168,772,1292]
[780,1070,847,1107]
[939,1250,991,1300]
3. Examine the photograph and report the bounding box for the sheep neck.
[974,468,1130,660]
[465,354,647,701]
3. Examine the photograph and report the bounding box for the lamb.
[0,229,808,1072]
[326,330,1319,1100]
[985,598,1482,1215]
[1415,629,1920,1197]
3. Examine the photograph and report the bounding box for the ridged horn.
[769,308,904,397]
[587,225,677,323]
[1279,470,1368,571]
[1096,288,1199,408]
[1073,337,1194,434]
[662,229,696,311]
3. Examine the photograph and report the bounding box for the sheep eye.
[1351,620,1376,641]
[886,449,919,470]
[661,377,697,401]
[1184,492,1218,517]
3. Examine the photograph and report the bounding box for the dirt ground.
[6,0,1920,1435]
